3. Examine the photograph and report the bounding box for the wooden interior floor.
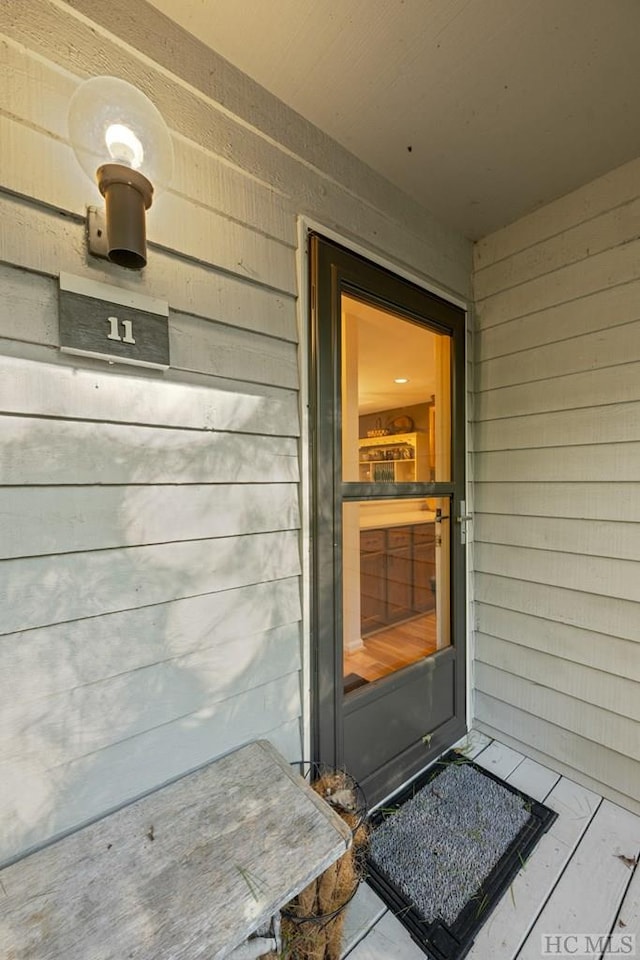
[344,613,437,684]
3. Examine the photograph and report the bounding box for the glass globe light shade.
[68,75,173,193]
[68,76,173,269]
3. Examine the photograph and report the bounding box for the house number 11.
[107,316,136,344]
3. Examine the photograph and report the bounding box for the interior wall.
[472,157,640,814]
[0,0,471,863]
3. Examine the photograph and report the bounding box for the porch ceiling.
[146,0,640,240]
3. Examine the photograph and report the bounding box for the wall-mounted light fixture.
[68,76,173,270]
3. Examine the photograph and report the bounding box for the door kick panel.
[343,654,455,785]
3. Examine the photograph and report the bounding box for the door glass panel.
[341,294,451,483]
[342,497,451,694]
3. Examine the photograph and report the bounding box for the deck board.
[605,858,640,956]
[340,885,387,956]
[454,730,492,759]
[505,757,561,802]
[346,910,425,959]
[517,799,640,960]
[473,740,524,780]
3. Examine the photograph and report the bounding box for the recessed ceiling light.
[394,377,409,384]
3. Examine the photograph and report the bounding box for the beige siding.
[0,1,471,862]
[472,158,640,814]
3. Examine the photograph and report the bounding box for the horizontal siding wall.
[472,157,640,814]
[0,282,304,865]
[0,1,471,862]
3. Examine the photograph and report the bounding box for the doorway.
[310,234,467,807]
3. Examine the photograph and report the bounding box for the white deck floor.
[341,734,640,959]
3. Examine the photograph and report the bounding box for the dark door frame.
[309,231,468,805]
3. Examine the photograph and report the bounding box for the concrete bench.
[0,739,352,959]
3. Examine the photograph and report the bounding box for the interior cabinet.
[360,523,435,635]
[413,524,436,613]
[360,530,386,634]
[386,527,413,622]
[358,432,429,482]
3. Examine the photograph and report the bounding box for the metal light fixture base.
[93,162,154,270]
[87,206,109,261]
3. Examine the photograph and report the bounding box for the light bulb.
[68,76,173,269]
[105,123,144,169]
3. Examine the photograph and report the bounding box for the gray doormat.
[367,751,557,960]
